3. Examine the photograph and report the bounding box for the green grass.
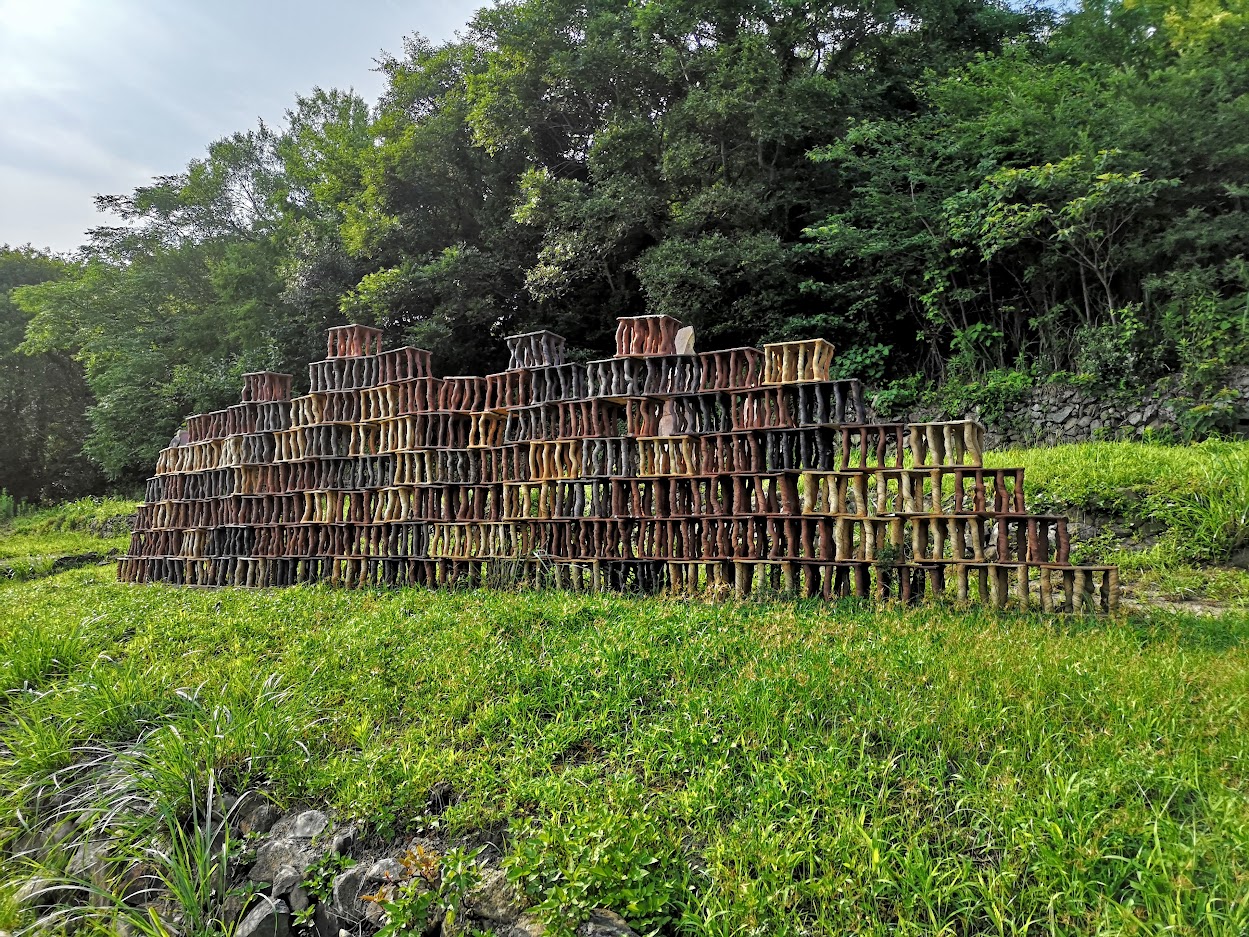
[987,440,1249,609]
[0,497,136,580]
[988,440,1249,563]
[3,571,1249,935]
[3,445,1249,933]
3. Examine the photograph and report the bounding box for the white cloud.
[0,164,132,252]
[0,0,481,252]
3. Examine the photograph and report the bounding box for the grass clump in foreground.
[3,569,1249,935]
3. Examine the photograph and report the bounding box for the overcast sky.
[0,0,484,253]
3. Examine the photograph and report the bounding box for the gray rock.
[271,809,329,840]
[288,885,311,916]
[17,818,79,859]
[272,865,300,899]
[15,877,58,910]
[506,912,547,937]
[119,862,165,907]
[68,839,109,878]
[1053,406,1073,423]
[327,824,356,857]
[356,859,406,927]
[250,838,319,885]
[294,811,329,839]
[578,909,639,937]
[49,817,78,843]
[470,868,523,923]
[221,893,249,927]
[246,804,284,838]
[363,892,389,926]
[314,902,343,937]
[364,857,405,886]
[236,898,290,937]
[331,865,366,915]
[68,839,111,899]
[271,865,310,914]
[231,792,283,836]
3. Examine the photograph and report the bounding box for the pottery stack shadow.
[119,318,1118,612]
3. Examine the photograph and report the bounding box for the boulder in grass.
[236,898,290,937]
[578,909,640,937]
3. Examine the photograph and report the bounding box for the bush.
[869,374,926,420]
[505,802,690,935]
[0,490,35,523]
[936,368,1033,426]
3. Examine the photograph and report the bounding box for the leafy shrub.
[365,845,483,936]
[871,369,1035,426]
[1171,388,1244,441]
[830,343,891,382]
[505,805,690,936]
[936,368,1033,426]
[1155,263,1249,394]
[869,374,926,421]
[1074,304,1165,390]
[947,322,1004,377]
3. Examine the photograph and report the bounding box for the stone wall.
[872,366,1249,451]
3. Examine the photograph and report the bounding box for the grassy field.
[2,444,1249,935]
[987,440,1249,609]
[0,497,134,581]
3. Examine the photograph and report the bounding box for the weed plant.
[2,568,1248,935]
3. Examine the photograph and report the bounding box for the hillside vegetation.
[4,0,1249,499]
[0,497,134,581]
[995,437,1249,560]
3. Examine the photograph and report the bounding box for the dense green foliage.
[4,572,1249,934]
[5,0,1249,486]
[0,248,99,500]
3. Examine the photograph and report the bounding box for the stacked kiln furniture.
[120,318,1119,612]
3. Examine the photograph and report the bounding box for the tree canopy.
[6,0,1249,488]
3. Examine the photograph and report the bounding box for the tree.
[16,130,292,481]
[0,246,99,501]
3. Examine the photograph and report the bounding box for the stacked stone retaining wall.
[873,367,1249,450]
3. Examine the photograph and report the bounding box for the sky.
[0,0,484,253]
